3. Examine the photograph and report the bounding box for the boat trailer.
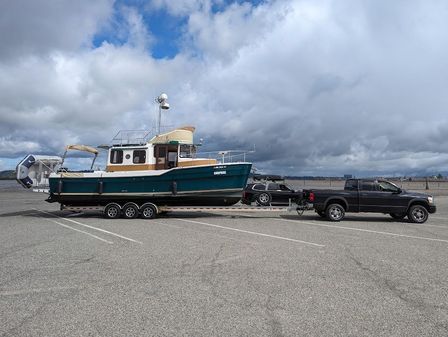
[60,200,313,219]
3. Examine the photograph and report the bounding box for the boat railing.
[111,126,175,145]
[197,150,255,164]
[111,130,152,145]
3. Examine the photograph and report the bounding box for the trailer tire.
[123,203,139,219]
[326,203,345,222]
[104,203,121,219]
[140,203,157,219]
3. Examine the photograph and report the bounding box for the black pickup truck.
[305,179,436,223]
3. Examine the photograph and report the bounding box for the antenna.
[155,93,170,134]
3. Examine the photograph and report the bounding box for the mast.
[156,93,170,135]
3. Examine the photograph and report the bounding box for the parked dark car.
[304,179,436,223]
[242,176,303,206]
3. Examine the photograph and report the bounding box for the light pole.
[156,93,170,134]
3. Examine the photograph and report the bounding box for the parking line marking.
[50,219,113,244]
[277,218,448,244]
[34,209,142,244]
[177,219,325,247]
[0,286,79,296]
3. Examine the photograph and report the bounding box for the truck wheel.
[104,203,121,219]
[407,205,428,224]
[256,192,271,206]
[123,203,139,219]
[390,213,406,220]
[140,204,157,219]
[326,204,345,222]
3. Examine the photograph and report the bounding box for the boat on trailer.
[16,125,252,218]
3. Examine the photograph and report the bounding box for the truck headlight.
[428,196,434,204]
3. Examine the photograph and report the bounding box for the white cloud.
[1,0,448,176]
[0,0,113,60]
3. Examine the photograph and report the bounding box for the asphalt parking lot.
[1,188,448,336]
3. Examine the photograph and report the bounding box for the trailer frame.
[60,200,314,219]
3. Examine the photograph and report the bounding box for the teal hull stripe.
[49,164,251,195]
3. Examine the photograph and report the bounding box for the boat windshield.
[179,144,196,158]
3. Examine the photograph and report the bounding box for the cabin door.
[154,145,178,170]
[154,145,167,170]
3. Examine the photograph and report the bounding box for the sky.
[1,0,448,177]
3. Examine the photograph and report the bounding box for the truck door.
[359,181,406,213]
[369,181,408,213]
[358,181,378,212]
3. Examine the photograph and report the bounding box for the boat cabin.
[106,126,217,172]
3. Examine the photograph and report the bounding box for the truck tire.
[104,203,121,219]
[326,203,345,222]
[390,212,406,220]
[122,203,139,219]
[256,192,271,206]
[407,205,428,224]
[140,203,157,219]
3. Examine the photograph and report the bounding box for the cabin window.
[179,144,196,158]
[133,150,146,164]
[110,150,123,164]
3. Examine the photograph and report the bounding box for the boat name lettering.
[214,166,226,169]
[214,171,227,175]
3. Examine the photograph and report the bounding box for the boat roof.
[65,144,98,155]
[149,126,195,145]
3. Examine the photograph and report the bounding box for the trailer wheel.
[123,203,139,219]
[407,205,428,224]
[256,192,271,206]
[140,204,157,219]
[326,203,345,222]
[104,203,121,219]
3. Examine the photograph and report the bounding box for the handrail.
[196,150,255,163]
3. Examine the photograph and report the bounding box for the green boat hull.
[47,163,252,206]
